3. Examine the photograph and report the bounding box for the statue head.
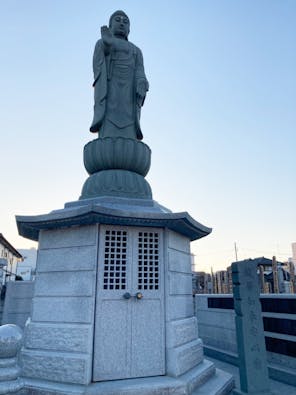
[109,10,130,40]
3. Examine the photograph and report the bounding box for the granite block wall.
[21,225,98,386]
[165,230,203,377]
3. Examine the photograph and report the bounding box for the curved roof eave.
[16,205,212,242]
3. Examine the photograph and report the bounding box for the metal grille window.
[138,231,159,290]
[103,230,127,290]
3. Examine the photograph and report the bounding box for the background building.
[17,248,37,281]
[0,233,23,284]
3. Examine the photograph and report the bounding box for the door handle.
[135,292,143,300]
[122,292,143,300]
[123,292,131,299]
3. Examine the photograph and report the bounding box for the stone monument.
[15,11,234,394]
[232,260,272,395]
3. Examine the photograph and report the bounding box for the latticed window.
[103,229,127,290]
[138,231,159,290]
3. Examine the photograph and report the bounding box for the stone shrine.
[16,11,234,395]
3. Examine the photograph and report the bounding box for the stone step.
[180,359,216,392]
[22,362,234,395]
[191,368,234,395]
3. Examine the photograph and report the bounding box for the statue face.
[110,14,130,38]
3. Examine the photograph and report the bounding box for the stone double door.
[93,225,165,381]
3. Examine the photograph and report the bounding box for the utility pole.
[234,242,238,262]
[272,256,279,293]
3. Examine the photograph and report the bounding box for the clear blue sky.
[1,1,295,271]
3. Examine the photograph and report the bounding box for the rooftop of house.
[0,234,23,259]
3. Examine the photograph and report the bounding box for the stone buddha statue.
[90,10,149,140]
[83,11,151,200]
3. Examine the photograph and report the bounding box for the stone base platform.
[21,360,234,395]
[232,391,274,395]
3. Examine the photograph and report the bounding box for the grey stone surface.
[21,363,234,395]
[168,249,192,273]
[2,282,34,328]
[0,324,24,394]
[34,271,95,297]
[3,298,32,314]
[65,195,168,211]
[37,246,97,272]
[0,325,23,358]
[266,351,296,371]
[83,375,187,395]
[168,230,191,253]
[0,379,24,395]
[0,357,17,368]
[195,296,238,354]
[198,324,237,354]
[31,297,94,323]
[180,359,215,393]
[82,12,153,200]
[24,323,92,353]
[38,226,96,249]
[232,260,270,394]
[2,314,31,329]
[16,201,211,242]
[191,367,234,395]
[195,295,296,387]
[16,220,229,394]
[92,226,165,381]
[167,339,204,377]
[167,295,194,320]
[84,137,151,176]
[208,356,294,395]
[167,317,198,348]
[0,299,4,327]
[90,11,148,140]
[169,272,193,295]
[81,169,152,200]
[0,365,20,381]
[21,350,91,385]
[23,378,84,395]
[197,309,235,328]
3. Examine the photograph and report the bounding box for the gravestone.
[15,11,234,395]
[232,259,272,395]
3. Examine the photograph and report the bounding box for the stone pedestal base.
[81,169,152,200]
[22,360,234,395]
[232,390,274,395]
[16,198,233,395]
[81,137,152,200]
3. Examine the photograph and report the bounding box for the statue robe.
[90,37,148,140]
